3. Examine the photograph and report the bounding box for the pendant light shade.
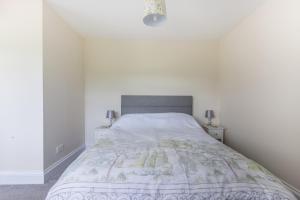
[143,0,167,27]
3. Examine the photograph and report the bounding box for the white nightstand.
[202,124,225,143]
[94,126,112,141]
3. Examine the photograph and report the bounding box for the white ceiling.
[46,0,266,40]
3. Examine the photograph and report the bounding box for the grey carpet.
[0,179,56,200]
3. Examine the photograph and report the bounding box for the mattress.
[46,113,296,200]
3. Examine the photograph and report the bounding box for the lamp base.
[207,119,213,126]
[109,119,113,127]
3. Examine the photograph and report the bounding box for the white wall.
[0,0,43,174]
[43,3,85,169]
[84,38,220,146]
[219,0,300,189]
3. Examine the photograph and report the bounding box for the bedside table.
[202,124,225,143]
[94,126,112,141]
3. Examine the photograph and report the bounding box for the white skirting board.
[0,171,44,185]
[0,145,85,185]
[44,144,85,182]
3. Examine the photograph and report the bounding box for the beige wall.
[219,0,300,189]
[0,0,43,172]
[84,38,220,146]
[43,3,85,169]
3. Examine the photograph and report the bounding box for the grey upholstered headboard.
[121,95,193,115]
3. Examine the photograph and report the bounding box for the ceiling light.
[143,0,167,27]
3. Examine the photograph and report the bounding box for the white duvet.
[46,113,296,200]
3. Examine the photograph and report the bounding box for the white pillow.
[111,113,200,130]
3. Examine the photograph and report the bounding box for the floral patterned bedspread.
[46,128,296,200]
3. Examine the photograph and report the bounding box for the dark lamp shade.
[106,110,116,119]
[205,110,215,119]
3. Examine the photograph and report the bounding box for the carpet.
[0,179,56,200]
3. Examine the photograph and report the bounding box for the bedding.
[46,113,296,200]
[111,113,201,130]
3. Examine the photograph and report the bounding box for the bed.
[46,96,296,200]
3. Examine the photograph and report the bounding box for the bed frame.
[121,95,193,116]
